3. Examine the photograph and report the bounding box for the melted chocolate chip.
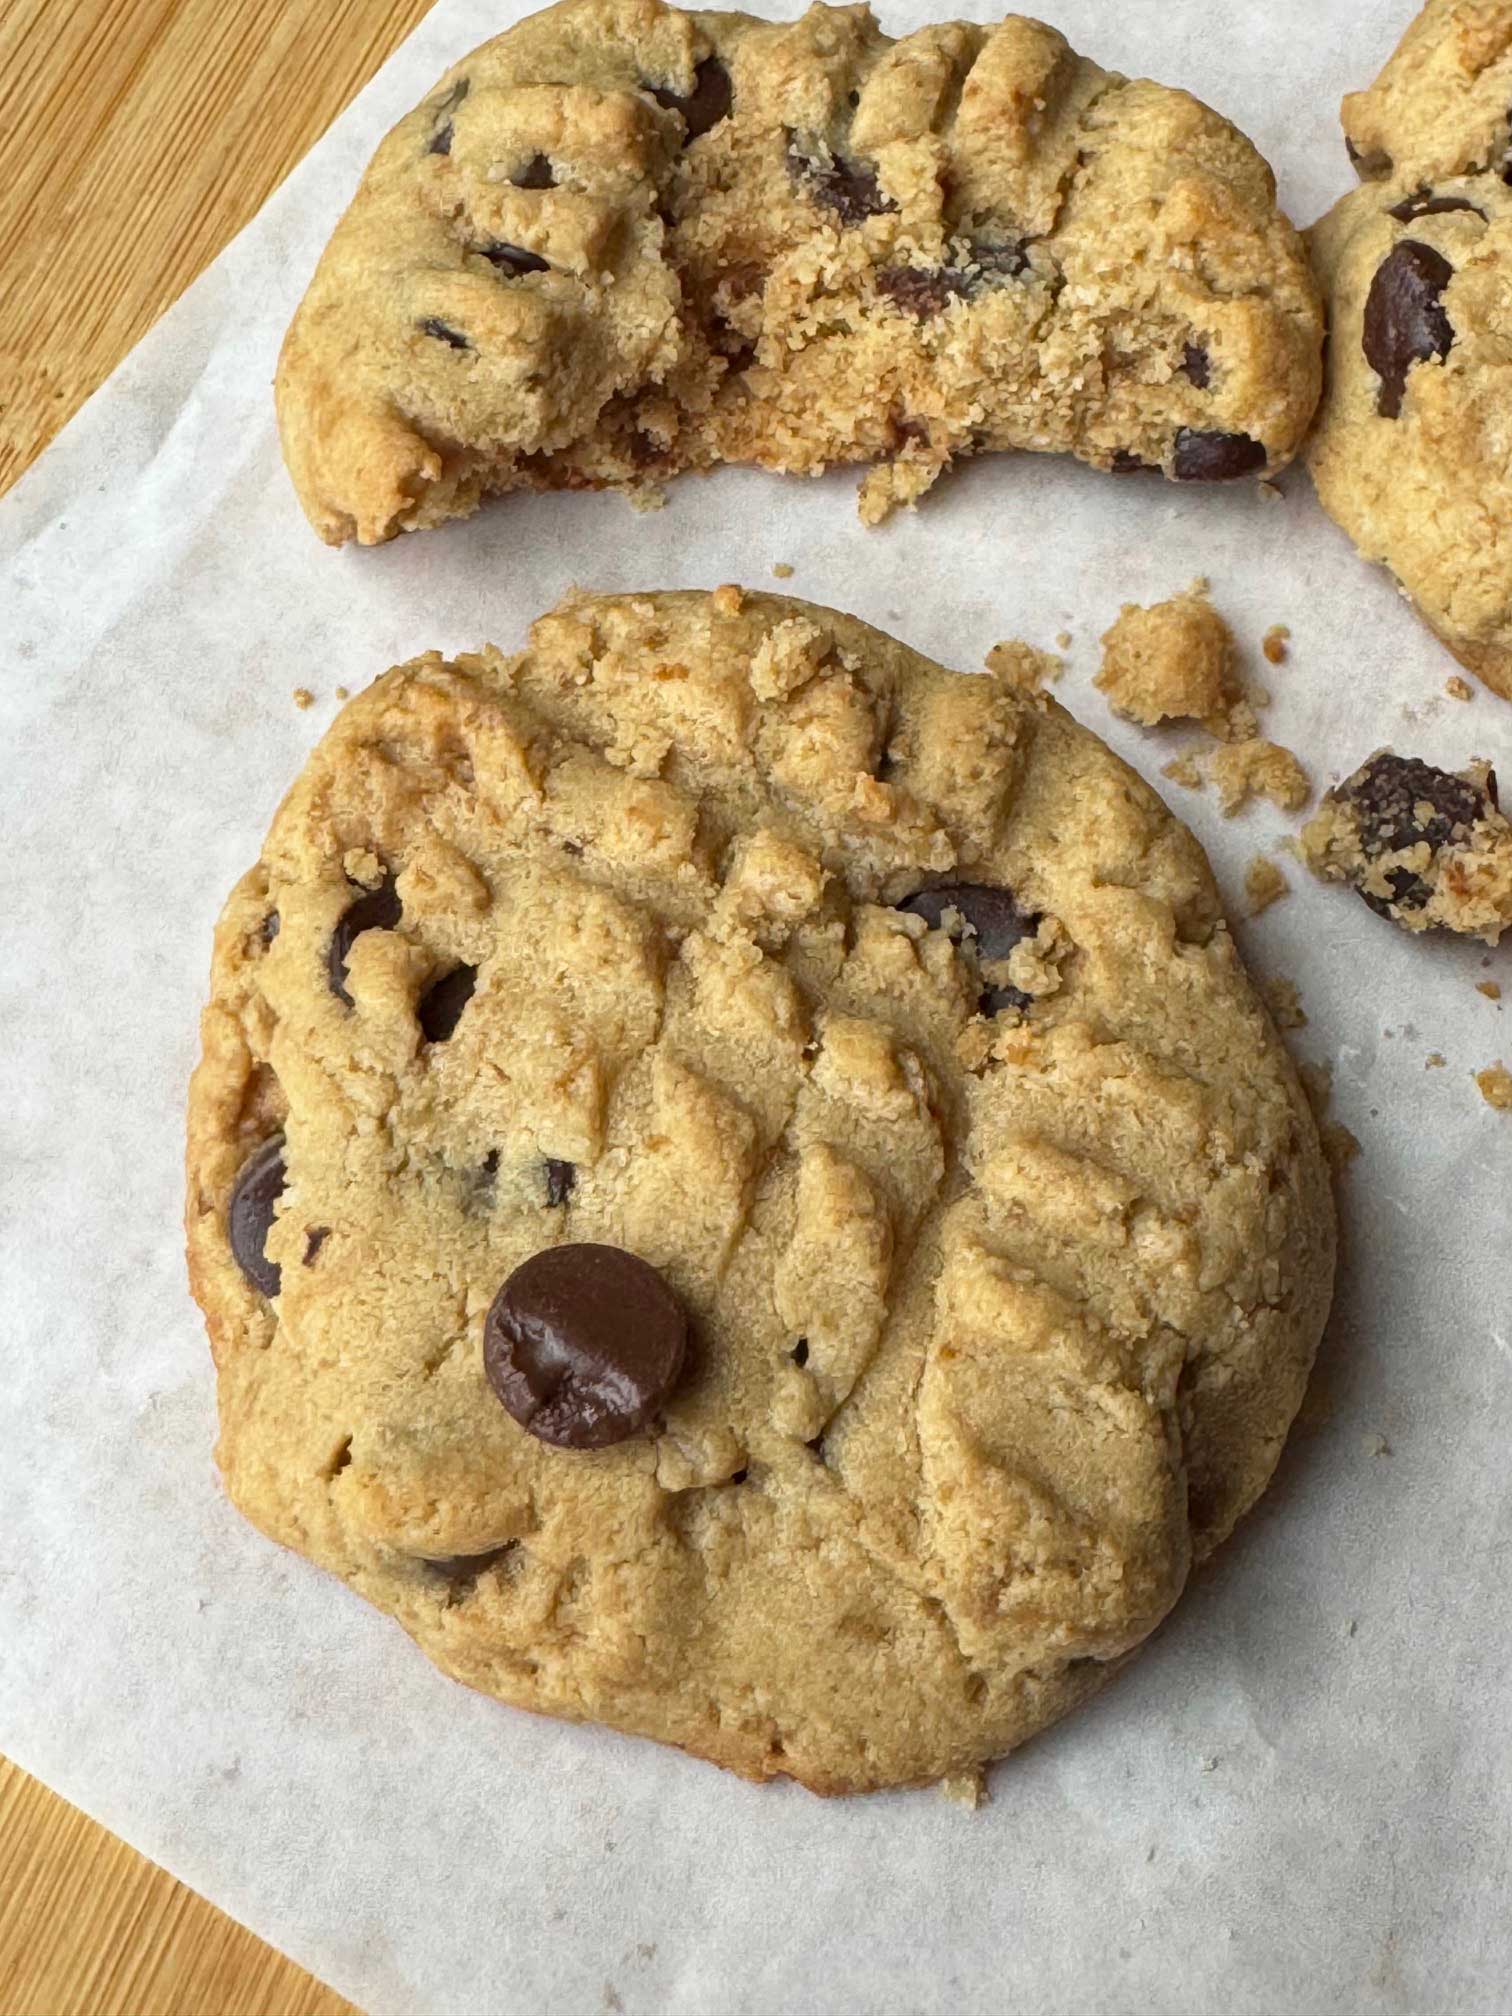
[1337,752,1490,914]
[728,1467,749,1485]
[229,1135,286,1298]
[1387,189,1486,223]
[1110,449,1156,475]
[427,78,469,157]
[259,911,280,945]
[544,1158,576,1208]
[419,317,470,349]
[303,1226,330,1266]
[1363,239,1455,417]
[1346,136,1393,179]
[328,872,401,1006]
[512,153,556,189]
[484,1244,688,1449]
[876,266,968,318]
[479,242,550,277]
[788,142,896,224]
[895,882,1041,1014]
[1181,342,1211,388]
[648,56,732,141]
[418,964,477,1042]
[791,1338,809,1367]
[1172,428,1266,481]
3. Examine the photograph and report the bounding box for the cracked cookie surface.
[186,587,1334,1793]
[275,0,1322,546]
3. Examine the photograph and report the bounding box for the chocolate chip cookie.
[186,587,1335,1793]
[1310,6,1512,697]
[276,0,1323,546]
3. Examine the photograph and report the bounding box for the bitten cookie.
[275,0,1322,546]
[186,588,1335,1793]
[1310,4,1512,697]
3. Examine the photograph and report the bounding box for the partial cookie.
[1300,749,1512,941]
[1341,0,1512,183]
[187,587,1334,1793]
[276,0,1322,546]
[1095,587,1240,730]
[1307,173,1512,697]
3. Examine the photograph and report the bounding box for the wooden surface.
[0,0,436,2009]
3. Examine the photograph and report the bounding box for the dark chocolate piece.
[229,1135,286,1298]
[1363,239,1455,418]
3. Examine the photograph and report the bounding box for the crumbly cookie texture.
[275,0,1322,546]
[1341,0,1512,184]
[1300,749,1512,942]
[1212,738,1311,817]
[1312,6,1512,697]
[186,588,1334,1795]
[1095,588,1241,731]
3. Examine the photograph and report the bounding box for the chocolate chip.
[728,1468,749,1485]
[418,964,477,1042]
[1172,428,1266,480]
[895,882,1041,1014]
[427,77,469,157]
[788,142,896,224]
[419,317,470,349]
[1363,240,1455,417]
[1110,449,1156,475]
[1181,342,1211,388]
[1346,136,1393,179]
[259,911,280,945]
[1337,752,1490,914]
[484,1244,688,1449]
[481,1149,501,1179]
[479,242,550,278]
[544,1158,576,1208]
[648,56,732,141]
[328,872,401,1006]
[423,1542,517,1581]
[791,1338,809,1367]
[512,154,555,189]
[1387,190,1485,223]
[303,1226,330,1266]
[876,266,968,318]
[229,1135,286,1298]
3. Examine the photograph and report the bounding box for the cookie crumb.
[1426,1052,1446,1069]
[711,583,745,616]
[1095,588,1238,728]
[334,684,350,701]
[1244,857,1289,916]
[293,687,315,710]
[1161,754,1204,791]
[1477,981,1502,1001]
[985,640,1062,693]
[1263,976,1307,1029]
[1199,1755,1219,1774]
[1211,739,1311,816]
[1476,1062,1512,1110]
[940,1769,988,1810]
[1322,1122,1361,1176]
[1445,676,1473,701]
[771,562,795,579]
[1262,624,1290,665]
[1055,630,1072,650]
[1344,1618,1358,1638]
[1366,1433,1391,1458]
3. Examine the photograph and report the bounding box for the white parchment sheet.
[2,2,1510,2010]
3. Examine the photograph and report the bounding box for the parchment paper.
[3,2,1510,2010]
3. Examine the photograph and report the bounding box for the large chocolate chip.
[512,154,556,189]
[788,142,896,224]
[427,77,469,156]
[484,1244,688,1449]
[1337,752,1490,914]
[648,56,732,141]
[895,882,1041,1014]
[1387,189,1485,223]
[876,266,968,318]
[328,872,401,1006]
[479,242,550,277]
[1172,428,1266,481]
[1181,342,1211,388]
[544,1158,576,1208]
[1363,239,1455,418]
[229,1135,286,1298]
[418,964,477,1042]
[419,317,470,349]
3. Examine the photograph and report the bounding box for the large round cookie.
[186,588,1335,1793]
[1308,173,1512,699]
[276,0,1322,546]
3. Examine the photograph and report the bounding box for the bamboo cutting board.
[0,1,436,2008]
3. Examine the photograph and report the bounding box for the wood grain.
[0,0,436,2009]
